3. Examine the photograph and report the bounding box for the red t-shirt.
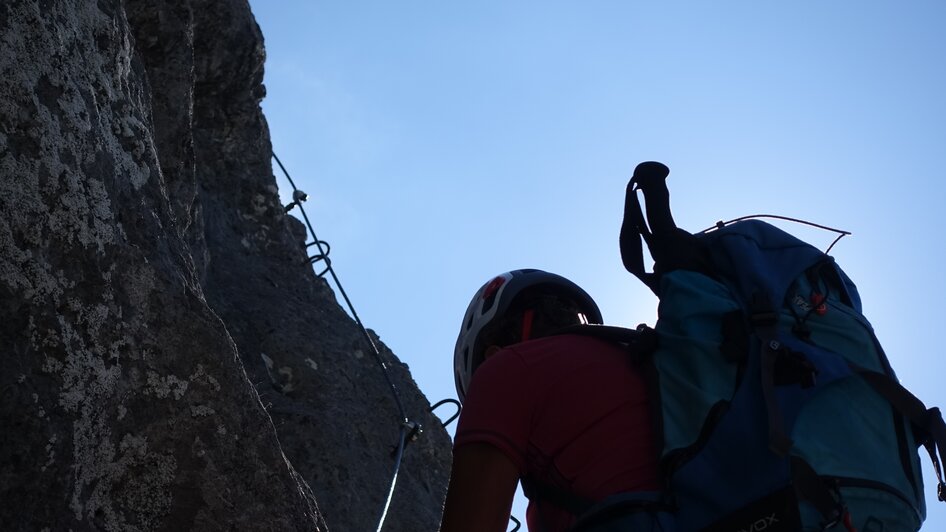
[454,334,659,531]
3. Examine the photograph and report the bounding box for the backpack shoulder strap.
[556,323,658,357]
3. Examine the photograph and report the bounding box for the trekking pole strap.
[853,366,946,501]
[620,172,658,292]
[619,161,714,296]
[620,161,678,295]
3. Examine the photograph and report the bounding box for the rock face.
[0,1,452,531]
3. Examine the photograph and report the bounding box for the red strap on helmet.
[521,308,535,342]
[482,276,506,300]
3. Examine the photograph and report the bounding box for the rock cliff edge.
[0,2,452,530]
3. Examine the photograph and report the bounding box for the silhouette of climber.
[440,269,659,532]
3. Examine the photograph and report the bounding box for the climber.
[439,269,660,532]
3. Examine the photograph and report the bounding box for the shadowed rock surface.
[0,1,452,530]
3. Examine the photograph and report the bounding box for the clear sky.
[249,2,946,529]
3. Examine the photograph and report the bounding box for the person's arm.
[440,442,520,532]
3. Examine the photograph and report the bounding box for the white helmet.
[453,269,603,402]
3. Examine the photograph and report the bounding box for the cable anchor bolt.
[284,190,310,213]
[403,420,423,442]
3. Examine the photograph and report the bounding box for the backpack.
[527,162,946,532]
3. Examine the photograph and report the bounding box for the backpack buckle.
[751,311,778,327]
[749,293,778,327]
[773,348,818,389]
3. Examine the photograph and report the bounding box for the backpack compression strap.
[752,309,796,457]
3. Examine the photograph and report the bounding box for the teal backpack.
[532,163,946,531]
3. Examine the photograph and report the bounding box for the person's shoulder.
[470,342,530,383]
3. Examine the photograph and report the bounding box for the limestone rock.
[0,1,451,530]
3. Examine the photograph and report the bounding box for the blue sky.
[250,2,946,528]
